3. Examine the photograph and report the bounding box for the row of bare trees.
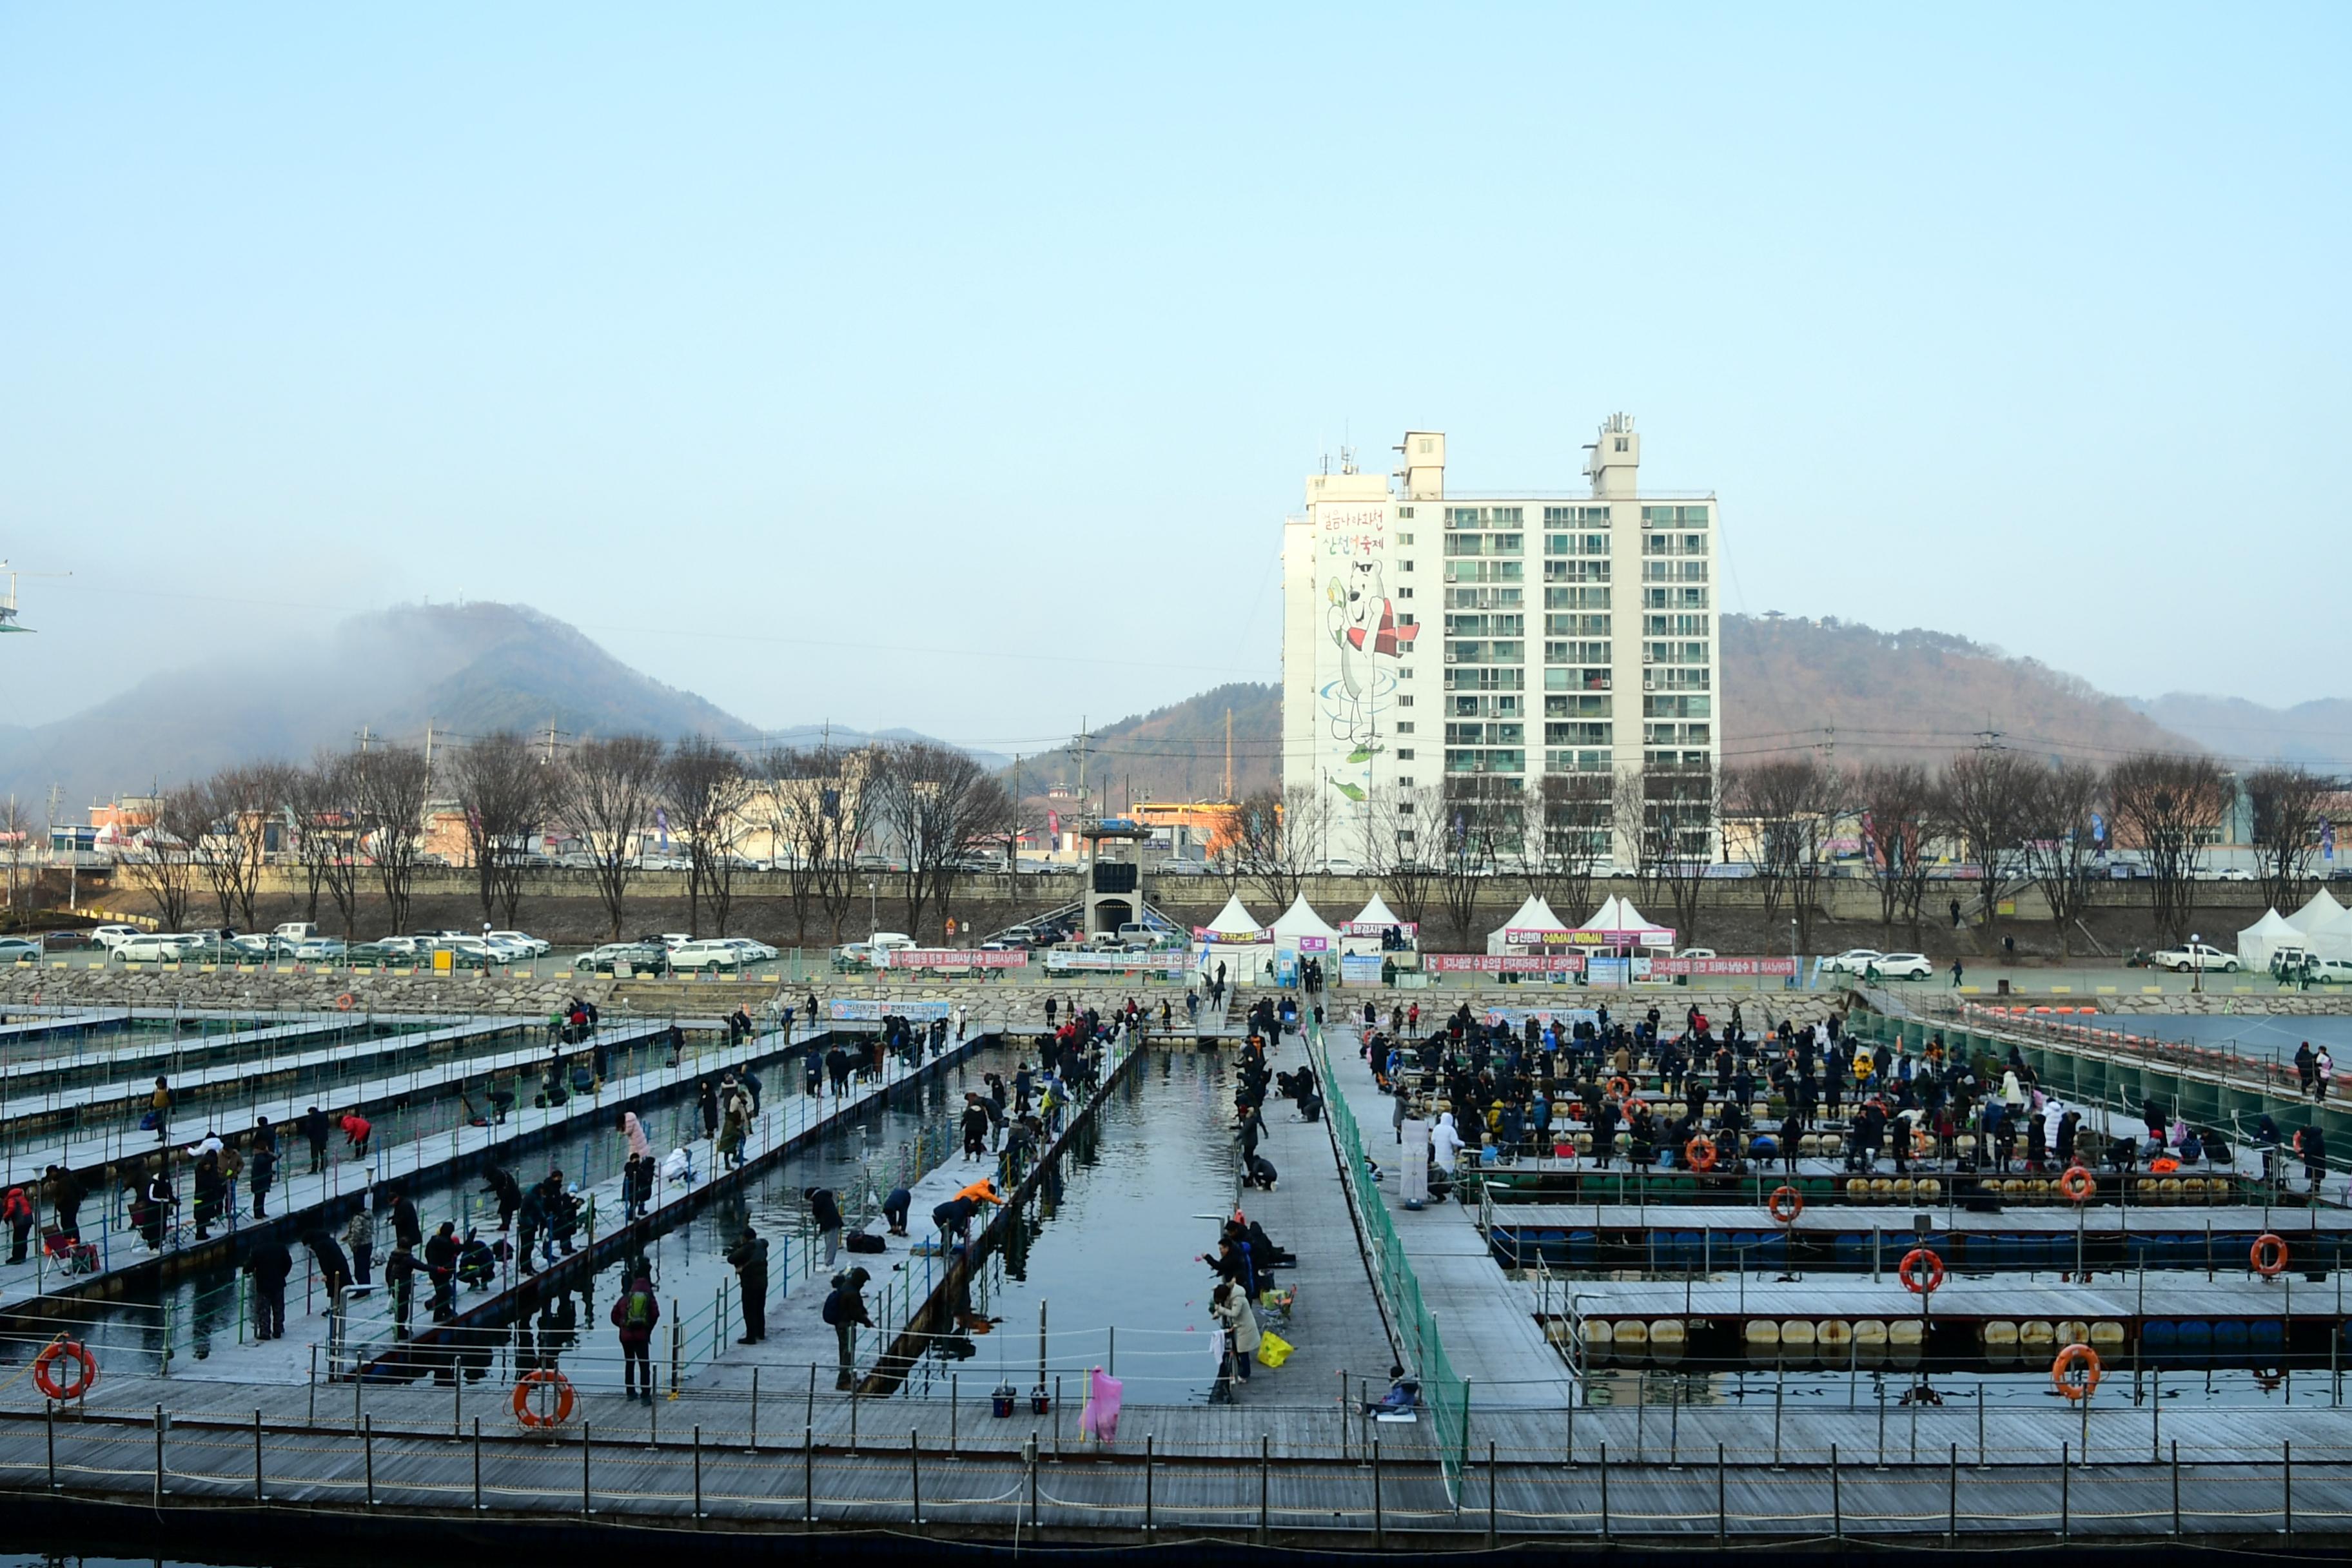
[116,732,1014,946]
[1207,753,2335,954]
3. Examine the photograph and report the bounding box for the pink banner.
[1426,953,1589,974]
[1192,926,1269,943]
[879,948,1028,969]
[1296,936,1331,952]
[1505,927,1676,947]
[1646,957,1799,977]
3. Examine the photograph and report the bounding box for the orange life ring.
[335,993,357,1012]
[2251,1233,2289,1277]
[1898,1247,1946,1295]
[2150,1157,2179,1175]
[1767,1185,1803,1224]
[33,1338,96,1401]
[1685,1135,1718,1173]
[2051,1342,2101,1400]
[2057,1166,2095,1202]
[1607,1076,1632,1100]
[512,1368,577,1427]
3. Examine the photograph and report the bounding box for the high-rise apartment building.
[1280,415,1720,872]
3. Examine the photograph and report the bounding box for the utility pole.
[1076,719,1092,807]
[357,725,374,754]
[1224,709,1233,801]
[423,723,435,790]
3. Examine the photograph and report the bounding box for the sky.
[3,5,2346,754]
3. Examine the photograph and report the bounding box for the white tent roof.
[2288,888,2349,932]
[1269,894,1339,941]
[2304,907,2352,963]
[2237,908,2306,969]
[1487,894,1567,954]
[1349,892,1406,930]
[1201,894,1266,937]
[1580,894,1674,942]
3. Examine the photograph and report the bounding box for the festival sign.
[1426,953,1589,974]
[1644,956,1799,977]
[827,999,953,1021]
[877,948,1028,970]
[1046,950,1189,974]
[1192,926,1271,944]
[1342,921,1419,938]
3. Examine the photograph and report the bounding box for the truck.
[2150,942,2238,974]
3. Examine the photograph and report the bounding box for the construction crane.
[0,561,70,633]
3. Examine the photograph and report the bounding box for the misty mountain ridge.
[2128,694,2352,773]
[0,602,995,810]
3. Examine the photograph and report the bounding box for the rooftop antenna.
[0,561,72,634]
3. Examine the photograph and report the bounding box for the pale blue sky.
[3,5,2345,747]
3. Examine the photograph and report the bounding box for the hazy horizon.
[5,6,2347,741]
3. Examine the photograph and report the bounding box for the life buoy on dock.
[2057,1166,2095,1203]
[32,1338,96,1401]
[1685,1136,1718,1173]
[1607,1077,1632,1100]
[2051,1342,2101,1400]
[1767,1185,1804,1224]
[335,993,357,1012]
[2250,1233,2289,1278]
[1897,1248,1945,1296]
[513,1368,577,1427]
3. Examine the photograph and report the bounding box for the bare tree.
[1855,761,1937,946]
[2108,752,2228,943]
[1728,756,1841,951]
[662,738,758,937]
[1366,783,1443,929]
[2246,763,2329,913]
[306,752,369,941]
[869,741,1012,939]
[1530,772,1613,924]
[126,787,208,932]
[1227,785,1324,917]
[2019,761,2106,958]
[351,745,433,938]
[1937,750,2038,945]
[451,730,551,930]
[0,795,34,916]
[1435,775,1516,946]
[284,756,344,926]
[1625,761,1718,943]
[761,747,850,945]
[193,764,288,932]
[558,735,666,941]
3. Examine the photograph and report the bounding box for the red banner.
[878,948,1028,969]
[1426,953,1589,974]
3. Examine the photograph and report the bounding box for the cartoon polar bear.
[1324,558,1417,743]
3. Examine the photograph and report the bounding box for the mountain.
[1719,614,2200,766]
[2130,694,2352,773]
[1014,681,1279,807]
[0,603,761,810]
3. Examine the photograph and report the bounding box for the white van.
[671,939,749,972]
[116,933,199,963]
[868,932,916,955]
[273,921,320,944]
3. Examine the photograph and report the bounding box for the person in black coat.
[726,1226,770,1342]
[250,1141,278,1219]
[304,1228,353,1296]
[299,1106,331,1173]
[244,1237,294,1340]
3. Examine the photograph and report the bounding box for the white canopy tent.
[1577,896,1678,950]
[1194,893,1271,980]
[2302,908,2352,963]
[1269,894,1340,953]
[2288,888,2349,933]
[1342,891,1417,954]
[2237,908,2306,970]
[1487,894,1569,955]
[1200,894,1267,940]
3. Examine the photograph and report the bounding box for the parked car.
[115,933,201,963]
[1871,952,1935,981]
[2306,957,2352,985]
[671,939,749,972]
[1816,949,1885,975]
[230,934,303,961]
[485,930,551,957]
[723,938,779,961]
[344,942,406,968]
[0,937,40,965]
[293,937,349,963]
[576,941,669,975]
[88,924,144,951]
[830,942,875,972]
[2150,943,2237,973]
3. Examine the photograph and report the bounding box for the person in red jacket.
[611,1269,661,1402]
[340,1112,371,1159]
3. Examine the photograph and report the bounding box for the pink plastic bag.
[1078,1366,1124,1442]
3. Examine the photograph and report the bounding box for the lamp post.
[2190,932,2202,995]
[867,877,878,937]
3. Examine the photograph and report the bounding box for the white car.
[485,930,551,958]
[293,937,348,962]
[1872,952,1934,981]
[668,939,749,972]
[88,924,144,951]
[2152,943,2238,973]
[115,933,201,963]
[1817,949,1885,975]
[2306,957,2352,985]
[724,938,779,961]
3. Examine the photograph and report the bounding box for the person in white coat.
[1429,1112,1466,1173]
[1211,1280,1260,1383]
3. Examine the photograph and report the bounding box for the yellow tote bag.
[1255,1330,1294,1369]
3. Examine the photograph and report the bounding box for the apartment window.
[1397,694,1414,708]
[1543,558,1611,584]
[1640,504,1710,529]
[1642,694,1712,719]
[1398,558,1413,572]
[1640,587,1710,611]
[1614,436,1629,452]
[1398,776,1415,789]
[1642,640,1710,665]
[1418,438,1435,454]
[1396,531,1414,545]
[1398,506,1416,518]
[1544,532,1611,557]
[1445,667,1525,692]
[1398,665,1413,680]
[1546,749,1612,773]
[1545,694,1612,718]
[1396,748,1415,760]
[1395,723,1415,736]
[1397,586,1413,600]
[1545,721,1613,745]
[1542,505,1612,527]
